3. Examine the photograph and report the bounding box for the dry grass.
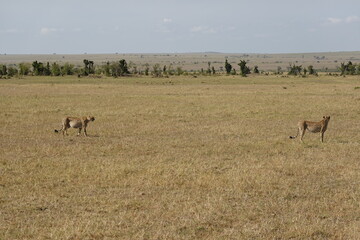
[1,51,360,71]
[1,75,360,239]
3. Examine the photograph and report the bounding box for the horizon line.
[2,50,360,55]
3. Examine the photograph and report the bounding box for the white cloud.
[0,29,19,34]
[327,17,342,24]
[190,26,203,33]
[0,28,20,34]
[190,26,216,34]
[40,27,62,35]
[345,16,360,23]
[163,18,172,23]
[156,18,174,33]
[327,16,360,24]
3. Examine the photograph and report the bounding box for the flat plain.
[1,51,360,72]
[1,74,360,239]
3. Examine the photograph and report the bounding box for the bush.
[7,66,18,77]
[238,60,251,77]
[225,59,232,74]
[307,65,317,75]
[51,63,61,76]
[0,64,7,76]
[119,59,129,75]
[152,64,161,77]
[340,61,357,76]
[288,64,302,76]
[176,67,183,76]
[61,63,75,75]
[19,63,31,76]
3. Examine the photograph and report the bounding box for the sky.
[1,0,360,54]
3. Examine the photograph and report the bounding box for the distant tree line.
[339,61,359,76]
[1,59,360,78]
[287,64,318,76]
[224,59,259,76]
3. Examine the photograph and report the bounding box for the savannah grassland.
[1,74,360,239]
[2,51,360,72]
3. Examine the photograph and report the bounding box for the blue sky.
[1,0,360,54]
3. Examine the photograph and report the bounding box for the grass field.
[1,51,360,72]
[1,75,360,239]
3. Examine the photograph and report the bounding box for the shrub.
[152,64,161,77]
[238,60,251,77]
[19,63,31,76]
[0,64,7,76]
[288,64,302,76]
[51,63,61,76]
[7,66,18,77]
[61,63,75,76]
[225,59,232,74]
[307,65,317,75]
[176,67,183,76]
[340,61,357,76]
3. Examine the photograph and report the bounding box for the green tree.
[0,65,6,76]
[7,66,18,77]
[51,62,61,76]
[167,64,174,75]
[339,62,346,76]
[152,64,161,77]
[303,68,307,76]
[347,61,356,75]
[144,63,150,76]
[163,65,167,75]
[128,61,137,75]
[288,64,302,76]
[207,62,212,75]
[238,60,251,77]
[19,63,30,76]
[88,60,95,74]
[83,59,89,75]
[119,59,129,75]
[339,61,356,76]
[176,66,183,76]
[61,63,75,75]
[1,65,7,76]
[44,62,51,76]
[32,61,48,75]
[110,62,121,77]
[103,62,111,77]
[225,59,232,74]
[307,65,317,75]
